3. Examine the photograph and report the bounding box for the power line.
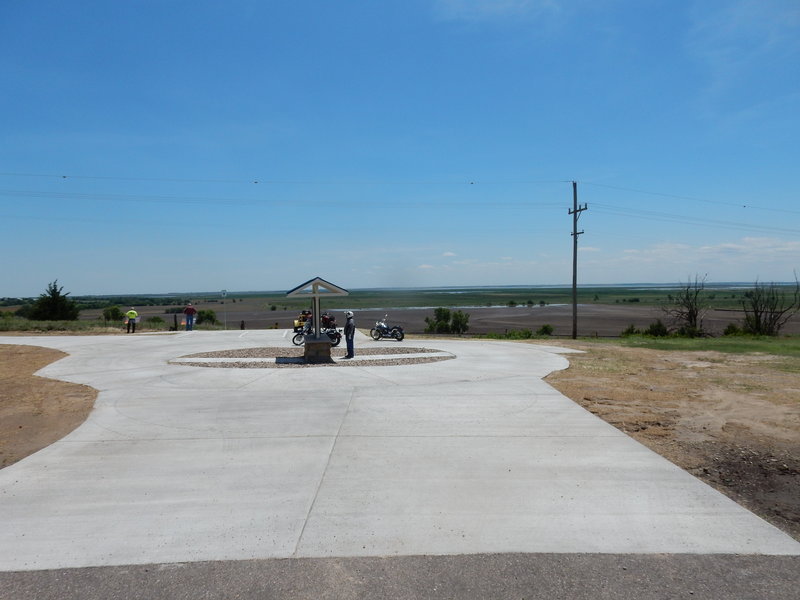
[0,188,564,209]
[0,171,567,186]
[591,203,800,236]
[580,180,800,215]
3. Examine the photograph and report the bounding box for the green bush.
[450,310,470,334]
[724,323,743,336]
[621,324,639,337]
[197,309,218,325]
[145,316,165,327]
[102,306,123,323]
[643,319,669,337]
[424,307,451,333]
[535,324,554,336]
[424,307,470,334]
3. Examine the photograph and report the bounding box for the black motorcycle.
[370,314,404,341]
[292,327,342,347]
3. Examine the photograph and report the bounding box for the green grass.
[603,334,800,357]
[0,316,113,333]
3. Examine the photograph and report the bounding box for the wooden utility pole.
[569,181,588,339]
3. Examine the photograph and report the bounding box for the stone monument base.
[304,335,333,364]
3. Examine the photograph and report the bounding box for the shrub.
[621,324,639,337]
[197,309,218,325]
[643,319,668,337]
[535,324,554,336]
[450,310,470,334]
[102,306,123,323]
[424,307,470,334]
[145,316,165,327]
[724,323,743,336]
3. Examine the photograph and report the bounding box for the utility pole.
[569,181,588,339]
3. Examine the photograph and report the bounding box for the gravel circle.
[173,346,454,368]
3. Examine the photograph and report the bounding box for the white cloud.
[582,237,800,283]
[443,251,457,257]
[418,264,435,269]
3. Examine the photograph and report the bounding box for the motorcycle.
[292,325,342,347]
[370,314,404,341]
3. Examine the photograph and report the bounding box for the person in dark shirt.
[343,311,355,359]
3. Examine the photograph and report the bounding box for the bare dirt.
[0,344,96,468]
[1,338,798,543]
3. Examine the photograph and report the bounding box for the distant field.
[175,284,759,311]
[5,284,797,336]
[58,284,797,337]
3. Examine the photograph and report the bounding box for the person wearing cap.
[125,307,139,334]
[183,302,197,331]
[343,311,355,359]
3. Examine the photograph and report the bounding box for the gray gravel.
[176,346,454,368]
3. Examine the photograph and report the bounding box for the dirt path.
[0,344,96,468]
[544,341,800,541]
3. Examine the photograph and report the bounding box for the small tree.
[450,310,470,334]
[740,277,800,336]
[424,307,452,333]
[424,308,470,335]
[197,309,218,325]
[102,305,123,323]
[663,274,708,337]
[28,280,79,321]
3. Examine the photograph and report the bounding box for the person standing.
[343,310,355,359]
[183,302,197,331]
[125,307,138,334]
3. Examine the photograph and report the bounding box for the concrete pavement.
[1,330,798,574]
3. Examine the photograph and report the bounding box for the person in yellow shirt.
[125,307,139,334]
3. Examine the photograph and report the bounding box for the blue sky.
[2,0,798,296]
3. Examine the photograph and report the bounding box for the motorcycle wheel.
[292,333,305,346]
[330,332,342,347]
[370,328,382,341]
[393,329,405,342]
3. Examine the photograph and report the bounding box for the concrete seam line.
[292,387,356,556]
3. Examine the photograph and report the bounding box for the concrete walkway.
[1,330,798,573]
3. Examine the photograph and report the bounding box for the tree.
[102,306,123,323]
[450,310,470,334]
[740,277,800,336]
[196,309,218,325]
[28,280,79,321]
[424,308,470,334]
[662,274,708,337]
[424,307,451,333]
